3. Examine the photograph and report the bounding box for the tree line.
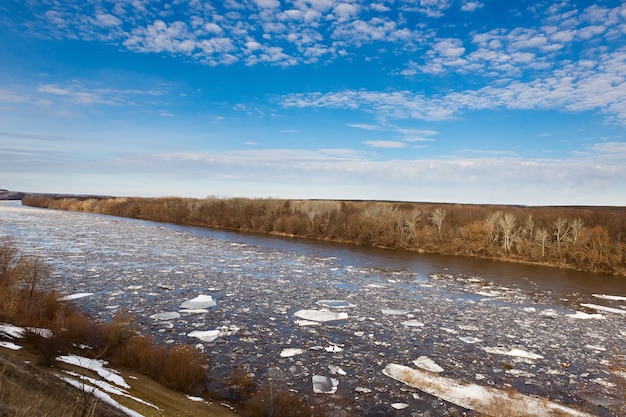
[22,195,626,276]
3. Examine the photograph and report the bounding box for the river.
[1,201,624,416]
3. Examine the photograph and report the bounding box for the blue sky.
[1,0,625,205]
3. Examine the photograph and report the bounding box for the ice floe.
[566,311,605,319]
[188,330,220,342]
[412,356,444,373]
[459,336,482,344]
[150,312,180,321]
[482,347,544,360]
[280,348,305,357]
[592,294,626,301]
[580,303,626,315]
[315,299,354,308]
[312,375,339,394]
[58,292,94,301]
[402,320,425,327]
[293,309,348,323]
[180,294,216,309]
[383,364,592,417]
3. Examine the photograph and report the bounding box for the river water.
[1,201,625,416]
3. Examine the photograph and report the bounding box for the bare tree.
[430,208,446,240]
[553,217,570,249]
[16,256,51,316]
[0,237,19,286]
[499,212,517,254]
[485,211,502,245]
[535,228,549,258]
[568,218,584,243]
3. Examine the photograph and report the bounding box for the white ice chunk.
[381,309,407,315]
[0,340,22,350]
[187,395,205,402]
[295,319,320,327]
[59,376,143,417]
[294,309,348,323]
[580,303,626,315]
[483,347,544,360]
[180,309,209,314]
[56,355,129,389]
[585,344,606,352]
[355,386,372,393]
[280,348,305,357]
[413,356,444,373]
[181,295,217,309]
[188,330,220,343]
[312,375,339,394]
[402,320,425,327]
[324,345,344,353]
[566,311,605,320]
[592,294,626,301]
[329,365,347,375]
[58,292,94,301]
[150,312,181,321]
[391,403,409,410]
[459,336,482,344]
[383,364,592,417]
[316,300,354,308]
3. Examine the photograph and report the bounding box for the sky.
[0,0,625,206]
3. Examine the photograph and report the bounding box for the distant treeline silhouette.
[22,195,626,276]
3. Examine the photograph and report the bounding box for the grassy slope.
[0,344,239,417]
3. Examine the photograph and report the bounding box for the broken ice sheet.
[294,309,348,323]
[312,375,339,394]
[316,300,354,308]
[412,356,444,373]
[280,348,305,357]
[482,347,543,360]
[150,312,180,321]
[180,294,217,309]
[188,330,220,342]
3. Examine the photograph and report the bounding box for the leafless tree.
[0,238,19,286]
[430,208,446,239]
[485,211,502,244]
[553,217,570,249]
[535,228,550,258]
[16,256,51,316]
[499,212,517,254]
[568,218,584,243]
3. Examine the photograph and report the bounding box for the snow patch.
[0,340,22,350]
[580,303,626,315]
[56,355,129,389]
[592,294,626,301]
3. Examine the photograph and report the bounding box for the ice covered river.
[1,201,625,416]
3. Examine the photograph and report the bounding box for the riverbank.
[22,195,626,277]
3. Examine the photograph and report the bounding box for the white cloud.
[460,2,483,12]
[347,123,382,130]
[92,13,122,27]
[363,140,406,148]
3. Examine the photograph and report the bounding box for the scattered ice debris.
[27,327,53,338]
[585,345,606,352]
[383,364,592,417]
[180,295,216,309]
[482,347,544,360]
[566,311,605,320]
[391,403,409,410]
[0,340,22,350]
[150,312,180,321]
[476,290,500,297]
[280,348,305,358]
[523,307,536,313]
[0,323,25,339]
[539,309,559,317]
[580,303,626,315]
[381,309,407,315]
[188,330,220,343]
[328,365,347,376]
[294,309,348,323]
[459,336,482,344]
[324,345,344,353]
[402,320,425,327]
[312,375,339,394]
[56,355,130,389]
[592,294,626,301]
[412,356,444,373]
[57,292,94,301]
[316,300,354,308]
[355,386,372,393]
